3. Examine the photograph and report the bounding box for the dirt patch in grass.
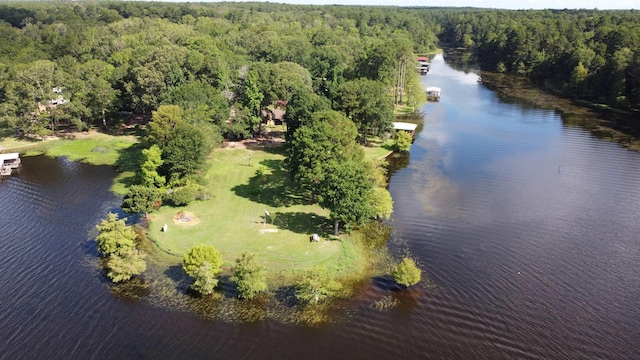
[223,137,285,150]
[172,211,200,226]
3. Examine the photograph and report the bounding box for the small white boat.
[426,87,441,101]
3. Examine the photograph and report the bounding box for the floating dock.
[0,153,21,177]
[417,56,430,74]
[393,122,418,137]
[426,87,441,101]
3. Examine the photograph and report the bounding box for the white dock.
[426,87,441,101]
[0,153,21,177]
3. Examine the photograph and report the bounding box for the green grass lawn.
[44,132,137,165]
[362,137,394,161]
[148,146,360,274]
[43,132,141,194]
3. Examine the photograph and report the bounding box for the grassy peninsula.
[148,146,362,275]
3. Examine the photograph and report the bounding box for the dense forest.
[1,2,639,140]
[436,9,640,107]
[0,1,436,140]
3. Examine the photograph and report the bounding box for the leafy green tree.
[161,80,229,125]
[121,185,159,218]
[146,105,185,149]
[318,160,375,235]
[392,257,421,287]
[308,44,348,101]
[191,262,219,295]
[404,69,426,111]
[238,67,263,136]
[106,247,147,283]
[124,44,190,114]
[261,61,313,106]
[367,159,389,188]
[356,40,397,85]
[139,145,165,188]
[161,122,212,181]
[95,213,136,257]
[4,60,60,137]
[394,130,413,152]
[182,244,223,295]
[336,78,394,142]
[295,267,342,304]
[370,187,394,220]
[283,87,331,141]
[75,59,118,127]
[232,252,268,300]
[287,110,363,197]
[568,61,589,99]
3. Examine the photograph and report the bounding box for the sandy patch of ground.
[171,211,201,226]
[223,134,285,150]
[260,228,279,234]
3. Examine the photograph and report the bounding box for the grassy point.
[148,146,362,275]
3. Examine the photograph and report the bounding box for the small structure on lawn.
[426,87,441,101]
[261,108,286,126]
[162,223,168,232]
[0,153,21,177]
[310,233,320,242]
[393,122,418,137]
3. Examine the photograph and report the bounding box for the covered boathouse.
[0,153,21,177]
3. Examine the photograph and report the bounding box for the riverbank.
[4,128,395,302]
[479,70,640,152]
[146,142,396,294]
[1,130,140,194]
[440,47,640,152]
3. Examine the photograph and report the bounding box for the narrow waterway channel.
[0,54,639,359]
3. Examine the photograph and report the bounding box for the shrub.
[106,248,147,283]
[358,221,391,249]
[295,267,342,304]
[393,131,412,152]
[232,252,268,299]
[95,213,136,256]
[392,257,421,287]
[182,245,223,295]
[167,185,198,206]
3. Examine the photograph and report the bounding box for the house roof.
[417,56,429,61]
[393,122,418,131]
[0,153,20,161]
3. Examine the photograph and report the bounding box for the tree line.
[2,3,638,138]
[0,1,434,139]
[435,8,640,108]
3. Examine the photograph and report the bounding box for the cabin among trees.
[261,108,285,126]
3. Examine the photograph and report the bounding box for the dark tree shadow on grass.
[232,158,309,208]
[114,141,145,188]
[273,211,332,237]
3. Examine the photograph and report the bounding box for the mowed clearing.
[148,146,358,272]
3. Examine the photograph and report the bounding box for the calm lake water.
[1,54,640,359]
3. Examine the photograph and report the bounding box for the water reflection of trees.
[445,48,640,152]
[386,152,410,178]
